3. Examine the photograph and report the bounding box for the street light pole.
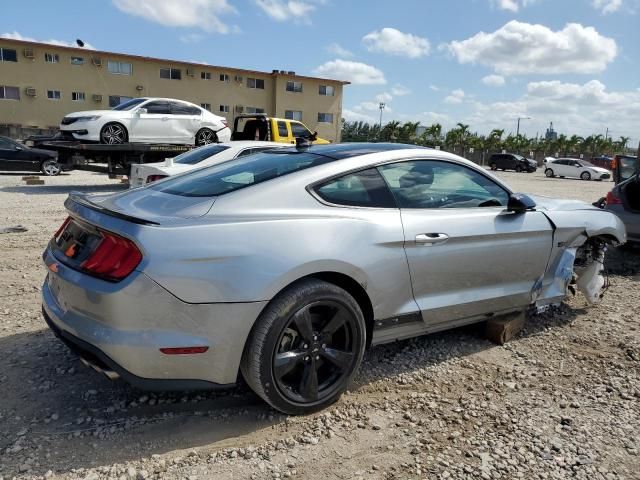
[378,102,385,130]
[516,116,531,137]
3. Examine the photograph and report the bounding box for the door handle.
[415,233,449,245]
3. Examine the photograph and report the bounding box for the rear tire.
[545,169,555,178]
[240,279,366,415]
[41,159,61,176]
[195,128,217,146]
[515,165,523,173]
[100,123,128,144]
[490,163,497,171]
[581,171,591,181]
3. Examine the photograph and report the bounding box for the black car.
[488,153,537,173]
[0,136,63,176]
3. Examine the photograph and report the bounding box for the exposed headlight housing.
[74,115,101,122]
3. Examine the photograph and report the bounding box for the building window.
[107,60,132,75]
[319,85,335,96]
[47,90,61,100]
[247,78,265,89]
[160,67,182,80]
[286,81,303,93]
[71,56,84,65]
[45,53,60,63]
[318,113,334,123]
[220,73,230,82]
[72,92,85,102]
[0,86,20,100]
[201,103,211,111]
[219,105,230,113]
[245,107,265,114]
[108,95,133,108]
[201,72,212,80]
[285,110,302,121]
[0,48,18,62]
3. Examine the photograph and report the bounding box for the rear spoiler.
[67,192,160,226]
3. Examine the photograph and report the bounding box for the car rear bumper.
[41,247,267,388]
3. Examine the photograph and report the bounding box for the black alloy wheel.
[195,128,217,146]
[100,123,128,144]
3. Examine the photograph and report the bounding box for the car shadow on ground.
[0,172,72,177]
[0,301,584,477]
[0,184,128,195]
[604,244,640,277]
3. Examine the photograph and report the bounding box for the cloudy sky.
[2,0,639,144]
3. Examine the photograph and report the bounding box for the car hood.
[64,110,123,118]
[587,166,610,174]
[69,188,216,223]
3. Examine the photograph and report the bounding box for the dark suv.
[488,153,537,173]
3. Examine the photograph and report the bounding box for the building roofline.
[0,37,351,85]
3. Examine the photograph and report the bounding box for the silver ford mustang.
[42,143,626,414]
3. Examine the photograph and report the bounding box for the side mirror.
[137,108,147,115]
[507,193,536,214]
[15,145,23,151]
[309,131,318,141]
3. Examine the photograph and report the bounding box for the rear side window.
[314,168,396,208]
[170,101,201,115]
[278,121,289,138]
[151,151,334,197]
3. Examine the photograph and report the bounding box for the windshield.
[150,151,334,197]
[514,155,525,160]
[173,145,230,165]
[112,98,147,111]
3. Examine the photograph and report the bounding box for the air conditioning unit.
[234,75,243,83]
[91,57,102,67]
[186,68,195,77]
[92,94,103,102]
[23,48,35,59]
[24,87,37,97]
[235,105,244,113]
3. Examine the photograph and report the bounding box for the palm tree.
[380,120,401,142]
[617,136,630,153]
[399,121,420,144]
[455,123,471,156]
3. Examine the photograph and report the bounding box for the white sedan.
[129,141,288,187]
[544,158,611,181]
[60,97,231,146]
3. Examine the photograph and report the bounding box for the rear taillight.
[54,216,71,241]
[606,190,622,205]
[80,230,142,281]
[146,174,168,183]
[222,120,228,128]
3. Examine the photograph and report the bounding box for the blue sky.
[2,0,639,144]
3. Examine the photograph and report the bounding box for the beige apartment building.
[0,38,348,141]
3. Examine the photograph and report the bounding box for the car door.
[378,159,553,326]
[169,101,202,143]
[0,138,37,171]
[554,159,571,177]
[290,121,312,143]
[130,101,172,142]
[275,120,292,143]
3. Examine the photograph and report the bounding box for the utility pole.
[378,102,385,130]
[516,116,531,137]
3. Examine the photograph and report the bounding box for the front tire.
[100,123,128,144]
[195,128,218,146]
[241,279,366,415]
[41,159,61,176]
[490,163,497,171]
[581,171,591,181]
[545,169,555,178]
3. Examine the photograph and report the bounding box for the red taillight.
[146,174,168,184]
[80,230,142,281]
[606,190,622,205]
[160,347,209,355]
[54,216,71,241]
[222,120,228,128]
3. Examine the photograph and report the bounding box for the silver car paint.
[43,147,626,386]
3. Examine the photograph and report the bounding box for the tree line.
[341,120,632,158]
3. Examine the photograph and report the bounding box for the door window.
[277,121,289,138]
[290,122,311,138]
[169,101,201,115]
[378,160,509,209]
[0,138,14,149]
[144,101,171,114]
[315,168,396,208]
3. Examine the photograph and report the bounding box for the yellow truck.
[231,114,330,144]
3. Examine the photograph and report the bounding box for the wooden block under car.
[22,175,40,180]
[25,179,45,185]
[485,311,526,345]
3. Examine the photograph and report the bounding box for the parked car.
[604,174,639,244]
[42,143,625,414]
[129,141,289,187]
[590,155,614,170]
[0,136,64,175]
[59,97,231,146]
[544,158,611,181]
[231,114,330,144]
[488,153,537,172]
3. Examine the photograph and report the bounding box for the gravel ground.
[0,169,638,480]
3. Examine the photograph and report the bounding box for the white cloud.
[354,101,392,112]
[592,0,623,13]
[429,85,440,91]
[482,74,506,87]
[179,33,204,44]
[0,31,96,49]
[342,109,377,123]
[326,43,353,58]
[362,28,430,58]
[445,21,617,75]
[444,89,465,104]
[375,92,393,103]
[490,0,536,11]
[313,59,386,85]
[254,0,317,22]
[112,0,237,33]
[391,84,411,96]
